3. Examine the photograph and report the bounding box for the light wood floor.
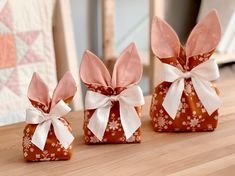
[0,64,235,176]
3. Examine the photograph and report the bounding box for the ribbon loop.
[85,85,144,141]
[26,100,74,151]
[161,59,222,119]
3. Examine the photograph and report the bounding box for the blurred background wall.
[70,0,235,96]
[70,0,200,95]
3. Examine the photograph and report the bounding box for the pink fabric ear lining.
[27,72,50,107]
[151,10,221,59]
[51,71,77,108]
[80,50,111,87]
[186,10,221,58]
[112,43,143,87]
[80,43,142,88]
[151,16,181,58]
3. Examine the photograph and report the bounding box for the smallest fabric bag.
[23,72,77,161]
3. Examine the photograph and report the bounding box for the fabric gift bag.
[22,72,77,161]
[150,10,222,132]
[80,43,145,144]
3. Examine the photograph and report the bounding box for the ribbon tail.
[31,120,51,151]
[192,77,222,115]
[119,102,141,139]
[87,106,111,141]
[52,119,74,149]
[162,79,185,119]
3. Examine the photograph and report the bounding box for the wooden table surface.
[1,66,235,176]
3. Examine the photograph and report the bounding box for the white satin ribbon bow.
[85,85,144,141]
[160,59,222,119]
[26,100,74,151]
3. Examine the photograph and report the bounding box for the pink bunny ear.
[80,50,111,87]
[112,43,142,87]
[186,10,221,58]
[51,72,77,108]
[151,16,181,58]
[27,72,50,107]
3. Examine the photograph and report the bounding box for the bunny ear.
[186,10,221,58]
[112,43,142,88]
[151,16,181,58]
[51,72,77,108]
[27,72,50,107]
[80,50,111,87]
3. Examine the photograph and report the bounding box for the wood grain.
[0,65,235,176]
[102,0,115,61]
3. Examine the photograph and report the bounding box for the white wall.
[70,0,102,58]
[114,0,149,54]
[70,0,90,63]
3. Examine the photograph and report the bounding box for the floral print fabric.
[22,101,73,161]
[84,84,141,144]
[150,48,219,132]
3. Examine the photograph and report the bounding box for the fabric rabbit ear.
[51,72,77,108]
[27,72,50,107]
[186,10,221,58]
[151,16,181,58]
[112,43,142,88]
[80,50,111,87]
